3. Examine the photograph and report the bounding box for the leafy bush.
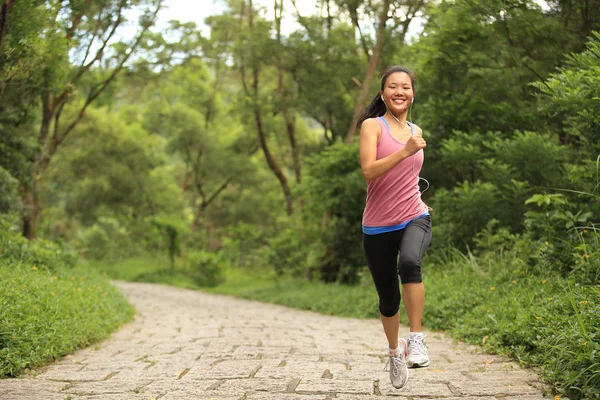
[220,222,269,271]
[424,237,600,400]
[78,217,138,261]
[265,214,326,279]
[0,167,22,214]
[431,181,503,246]
[431,128,570,247]
[302,142,366,283]
[0,216,79,273]
[0,220,133,378]
[183,250,225,287]
[533,31,600,157]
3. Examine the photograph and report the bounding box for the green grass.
[0,263,134,378]
[205,268,379,318]
[88,256,201,290]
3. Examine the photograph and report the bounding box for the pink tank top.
[362,117,428,227]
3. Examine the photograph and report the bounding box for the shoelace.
[384,354,406,376]
[407,336,427,356]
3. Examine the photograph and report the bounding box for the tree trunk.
[22,178,40,239]
[254,108,294,215]
[345,0,391,143]
[246,0,293,215]
[0,0,14,49]
[179,177,232,259]
[22,88,52,239]
[274,0,302,209]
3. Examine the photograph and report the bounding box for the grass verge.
[0,230,134,378]
[88,256,200,290]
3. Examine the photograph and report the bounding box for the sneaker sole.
[407,359,430,368]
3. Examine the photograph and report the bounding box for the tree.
[286,2,363,143]
[533,31,600,158]
[343,0,426,142]
[20,0,163,239]
[0,0,14,48]
[140,58,258,255]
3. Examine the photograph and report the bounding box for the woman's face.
[380,72,414,114]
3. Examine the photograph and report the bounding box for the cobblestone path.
[0,281,550,399]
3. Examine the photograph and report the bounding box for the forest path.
[0,281,550,399]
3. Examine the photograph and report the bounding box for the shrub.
[0,216,79,273]
[302,141,366,283]
[183,250,225,287]
[0,218,133,378]
[265,214,326,280]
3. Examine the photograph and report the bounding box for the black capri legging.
[363,215,432,318]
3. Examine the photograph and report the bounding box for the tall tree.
[344,0,425,142]
[288,0,363,143]
[274,0,301,188]
[0,0,14,48]
[21,0,163,239]
[236,0,294,215]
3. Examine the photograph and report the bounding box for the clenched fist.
[404,134,426,156]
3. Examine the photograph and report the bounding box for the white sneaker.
[384,338,409,389]
[407,334,430,368]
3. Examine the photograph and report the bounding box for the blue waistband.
[362,212,430,235]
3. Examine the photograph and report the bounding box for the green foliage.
[533,31,600,157]
[303,142,365,283]
[285,22,363,141]
[265,214,325,279]
[219,223,269,271]
[410,0,577,143]
[432,181,504,246]
[0,167,22,214]
[182,250,226,287]
[78,217,137,261]
[430,129,570,247]
[0,223,134,378]
[0,217,79,273]
[206,268,378,319]
[148,215,186,268]
[423,240,600,400]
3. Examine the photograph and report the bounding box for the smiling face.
[380,72,414,114]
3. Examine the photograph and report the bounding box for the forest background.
[1,0,599,398]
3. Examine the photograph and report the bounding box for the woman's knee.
[399,257,422,284]
[379,290,400,317]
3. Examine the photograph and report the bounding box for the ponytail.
[356,94,387,129]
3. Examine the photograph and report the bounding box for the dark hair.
[356,66,416,129]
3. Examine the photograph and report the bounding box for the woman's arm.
[359,119,426,182]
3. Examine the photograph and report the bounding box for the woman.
[358,66,432,389]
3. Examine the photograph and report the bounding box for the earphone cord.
[388,103,430,195]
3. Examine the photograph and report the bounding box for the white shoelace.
[408,336,427,356]
[384,354,405,376]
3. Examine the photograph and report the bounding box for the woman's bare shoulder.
[361,117,381,131]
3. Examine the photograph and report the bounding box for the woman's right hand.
[404,133,427,156]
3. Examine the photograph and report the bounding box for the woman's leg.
[398,216,432,368]
[398,216,432,331]
[363,231,402,349]
[402,283,425,331]
[380,311,400,350]
[364,230,409,388]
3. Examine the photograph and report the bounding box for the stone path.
[0,281,550,400]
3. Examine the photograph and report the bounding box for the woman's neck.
[384,110,408,126]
